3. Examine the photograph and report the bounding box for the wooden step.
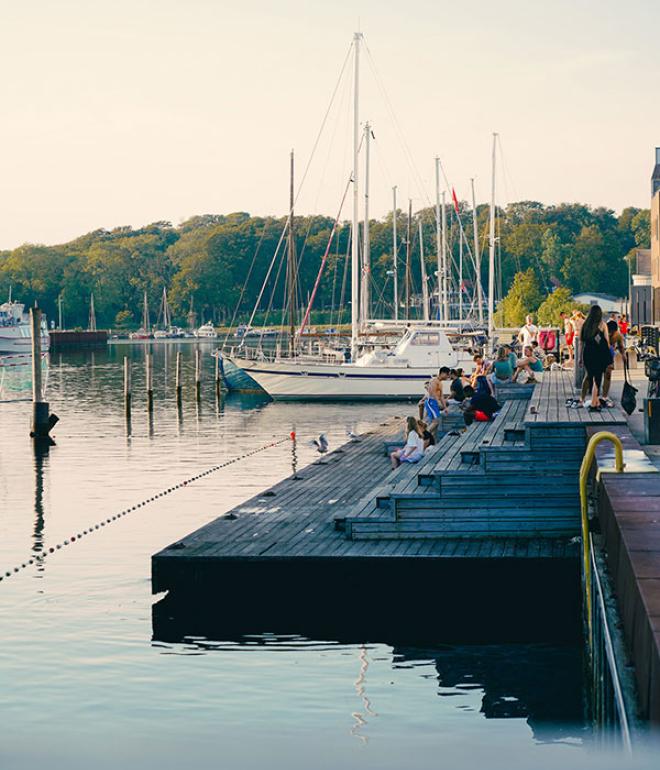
[349,513,580,540]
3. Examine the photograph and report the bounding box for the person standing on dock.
[579,305,611,412]
[517,315,538,349]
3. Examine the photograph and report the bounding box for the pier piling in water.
[123,356,132,418]
[29,307,58,439]
[176,351,183,408]
[195,349,201,401]
[146,352,154,412]
[214,352,221,398]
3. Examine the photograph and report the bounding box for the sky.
[0,0,658,249]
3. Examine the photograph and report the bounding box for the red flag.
[452,188,460,214]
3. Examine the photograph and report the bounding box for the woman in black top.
[580,305,611,412]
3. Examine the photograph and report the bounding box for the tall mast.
[488,132,497,347]
[361,121,371,326]
[441,192,448,321]
[392,185,398,321]
[419,218,429,321]
[288,149,297,355]
[88,293,96,332]
[143,290,150,333]
[434,158,443,323]
[458,221,464,323]
[470,177,484,325]
[405,199,412,321]
[162,287,169,328]
[350,31,362,360]
[58,294,63,330]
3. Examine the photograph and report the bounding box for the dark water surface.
[0,344,599,768]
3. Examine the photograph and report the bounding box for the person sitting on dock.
[513,345,544,383]
[489,346,515,385]
[461,384,500,425]
[449,369,466,402]
[470,354,490,387]
[417,419,435,449]
[390,416,426,469]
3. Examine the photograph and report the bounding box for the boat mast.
[434,158,443,323]
[405,199,412,321]
[143,290,150,333]
[488,132,497,347]
[418,218,429,321]
[288,149,297,355]
[470,177,484,325]
[350,31,362,360]
[441,192,448,321]
[88,293,96,332]
[361,121,371,327]
[162,287,170,329]
[392,185,398,321]
[58,294,63,330]
[458,220,464,323]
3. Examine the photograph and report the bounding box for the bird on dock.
[346,429,360,442]
[311,433,329,453]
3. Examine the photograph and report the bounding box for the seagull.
[346,429,360,442]
[312,433,329,453]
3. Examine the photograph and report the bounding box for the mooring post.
[214,351,221,398]
[124,356,132,418]
[146,352,154,412]
[29,307,58,438]
[195,348,201,401]
[175,351,183,408]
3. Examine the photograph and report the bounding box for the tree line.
[0,201,649,330]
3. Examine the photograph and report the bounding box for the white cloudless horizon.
[0,0,658,249]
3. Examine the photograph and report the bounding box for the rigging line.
[338,223,352,327]
[239,219,289,349]
[362,40,431,208]
[299,174,353,336]
[289,41,353,215]
[496,134,518,204]
[437,161,479,275]
[221,218,271,347]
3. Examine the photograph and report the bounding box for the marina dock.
[152,370,660,725]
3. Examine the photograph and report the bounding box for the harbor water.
[0,344,612,768]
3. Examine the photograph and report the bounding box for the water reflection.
[31,439,50,558]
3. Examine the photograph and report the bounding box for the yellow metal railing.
[579,431,625,645]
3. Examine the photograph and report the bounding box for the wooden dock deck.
[153,371,628,592]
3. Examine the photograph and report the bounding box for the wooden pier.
[152,371,630,645]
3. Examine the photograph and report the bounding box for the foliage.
[494,269,543,327]
[536,288,589,325]
[0,200,649,329]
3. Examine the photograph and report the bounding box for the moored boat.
[0,301,50,354]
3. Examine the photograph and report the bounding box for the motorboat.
[229,325,474,400]
[196,322,218,339]
[0,301,50,354]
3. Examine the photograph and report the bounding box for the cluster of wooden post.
[123,349,222,416]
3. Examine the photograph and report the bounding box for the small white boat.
[195,322,218,339]
[0,301,50,354]
[230,325,473,400]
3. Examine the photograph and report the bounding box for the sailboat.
[153,288,184,339]
[129,291,152,340]
[227,33,475,401]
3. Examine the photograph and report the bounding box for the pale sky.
[0,0,658,249]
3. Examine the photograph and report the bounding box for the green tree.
[494,268,543,327]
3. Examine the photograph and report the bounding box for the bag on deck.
[621,354,638,416]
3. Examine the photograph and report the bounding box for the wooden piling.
[195,349,201,401]
[175,351,183,407]
[146,352,154,412]
[124,356,132,418]
[214,352,221,398]
[29,307,55,438]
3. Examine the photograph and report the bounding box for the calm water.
[0,343,630,769]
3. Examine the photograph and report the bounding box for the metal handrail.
[589,538,633,752]
[579,431,624,642]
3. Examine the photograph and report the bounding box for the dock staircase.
[339,372,626,541]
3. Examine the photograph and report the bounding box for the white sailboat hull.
[231,357,469,401]
[0,328,50,354]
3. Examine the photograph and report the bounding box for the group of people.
[390,366,500,469]
[389,304,630,468]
